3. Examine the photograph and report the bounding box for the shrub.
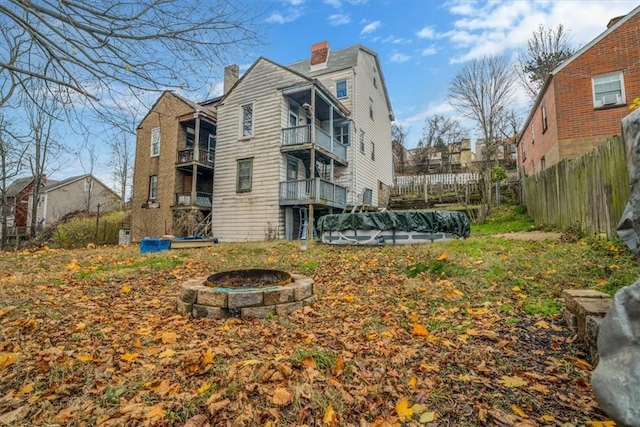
[52,211,127,248]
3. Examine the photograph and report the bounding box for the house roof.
[43,174,121,200]
[136,91,216,130]
[288,44,394,121]
[219,44,394,121]
[5,177,34,197]
[518,4,640,144]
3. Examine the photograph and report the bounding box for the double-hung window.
[371,141,375,161]
[149,175,158,200]
[241,104,253,137]
[369,98,374,120]
[236,158,253,193]
[541,106,548,133]
[592,72,625,108]
[150,128,160,156]
[334,124,349,146]
[336,80,347,98]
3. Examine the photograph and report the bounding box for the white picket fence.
[392,173,481,197]
[395,173,479,186]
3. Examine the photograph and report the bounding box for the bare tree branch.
[516,24,576,101]
[0,0,265,106]
[449,54,517,220]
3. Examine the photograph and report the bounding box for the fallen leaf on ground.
[272,387,293,405]
[396,397,413,421]
[498,375,527,388]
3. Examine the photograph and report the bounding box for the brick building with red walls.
[518,5,640,175]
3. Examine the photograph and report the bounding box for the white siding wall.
[312,51,393,207]
[213,60,308,241]
[351,51,393,206]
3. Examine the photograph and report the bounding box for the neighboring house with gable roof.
[3,176,46,229]
[517,5,640,175]
[130,41,394,241]
[29,174,121,227]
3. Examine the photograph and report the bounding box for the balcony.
[281,125,348,165]
[175,192,213,208]
[176,148,215,167]
[279,178,347,209]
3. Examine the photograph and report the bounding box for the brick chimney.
[223,64,239,95]
[607,15,624,28]
[310,41,329,71]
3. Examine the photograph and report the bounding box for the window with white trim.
[241,104,253,138]
[83,180,92,192]
[592,72,625,108]
[236,158,253,193]
[541,106,548,133]
[336,80,347,98]
[149,175,158,200]
[371,141,375,161]
[334,123,349,145]
[369,98,374,120]
[150,128,160,156]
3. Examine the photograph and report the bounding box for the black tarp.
[317,210,470,238]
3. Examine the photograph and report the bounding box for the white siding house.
[212,42,394,241]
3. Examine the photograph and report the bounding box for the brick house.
[3,176,45,229]
[130,42,394,241]
[517,5,640,175]
[131,90,218,239]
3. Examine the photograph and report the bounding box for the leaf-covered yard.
[0,234,636,426]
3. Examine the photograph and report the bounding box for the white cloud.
[285,0,305,5]
[421,46,437,56]
[390,52,411,63]
[382,35,409,44]
[323,0,341,6]
[265,10,302,24]
[328,13,350,26]
[441,0,638,63]
[348,0,368,4]
[361,20,381,34]
[416,26,436,39]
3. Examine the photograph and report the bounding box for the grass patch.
[522,299,562,316]
[471,205,536,235]
[290,347,336,371]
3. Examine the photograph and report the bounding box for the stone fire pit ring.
[177,271,315,319]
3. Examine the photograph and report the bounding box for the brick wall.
[555,13,640,141]
[131,93,195,240]
[520,11,640,176]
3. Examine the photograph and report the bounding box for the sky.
[43,0,640,190]
[231,0,639,148]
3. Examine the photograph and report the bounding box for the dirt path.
[492,230,564,241]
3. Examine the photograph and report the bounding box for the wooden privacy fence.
[523,136,629,238]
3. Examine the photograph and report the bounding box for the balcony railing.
[281,125,347,162]
[279,178,347,208]
[175,192,213,208]
[177,149,215,165]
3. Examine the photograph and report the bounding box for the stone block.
[302,295,317,306]
[192,304,229,319]
[575,298,612,343]
[228,291,263,308]
[562,308,577,330]
[263,288,294,305]
[176,299,193,315]
[241,305,276,318]
[293,282,313,301]
[586,315,604,345]
[275,301,303,315]
[563,289,610,314]
[197,288,227,307]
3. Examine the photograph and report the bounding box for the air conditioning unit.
[596,93,623,107]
